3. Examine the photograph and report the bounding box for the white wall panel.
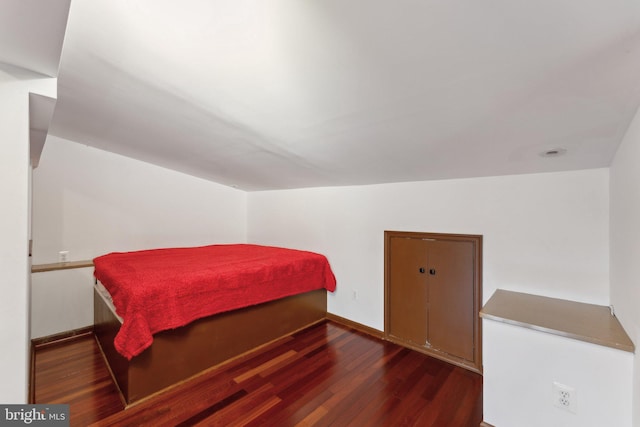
[610,105,640,427]
[0,66,56,403]
[483,320,632,427]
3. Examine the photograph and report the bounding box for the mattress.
[93,243,336,359]
[94,281,122,323]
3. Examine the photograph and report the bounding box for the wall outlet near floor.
[59,250,69,263]
[352,290,358,300]
[553,381,576,413]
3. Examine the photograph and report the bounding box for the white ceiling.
[0,0,70,77]
[0,0,69,168]
[8,1,640,190]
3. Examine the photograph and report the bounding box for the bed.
[93,244,336,405]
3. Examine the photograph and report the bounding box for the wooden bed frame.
[94,285,327,405]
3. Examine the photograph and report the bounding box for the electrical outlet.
[553,382,576,413]
[352,290,358,300]
[59,251,69,263]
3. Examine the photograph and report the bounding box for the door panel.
[427,240,475,361]
[387,236,429,346]
[385,231,482,373]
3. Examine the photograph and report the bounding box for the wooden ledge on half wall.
[480,289,634,353]
[31,260,94,273]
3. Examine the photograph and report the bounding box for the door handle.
[419,267,426,274]
[429,268,436,275]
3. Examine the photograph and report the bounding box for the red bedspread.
[93,244,336,360]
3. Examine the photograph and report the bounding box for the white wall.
[0,65,56,403]
[247,168,620,425]
[31,269,94,338]
[248,169,610,330]
[484,321,633,427]
[610,105,640,427]
[30,136,247,338]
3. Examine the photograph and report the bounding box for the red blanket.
[93,244,336,359]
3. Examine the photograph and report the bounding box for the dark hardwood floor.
[34,321,482,426]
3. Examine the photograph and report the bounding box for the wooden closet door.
[385,231,482,373]
[387,236,429,346]
[427,239,475,362]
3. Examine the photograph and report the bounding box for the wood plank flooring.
[34,321,482,426]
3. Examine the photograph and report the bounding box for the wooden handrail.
[31,260,94,273]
